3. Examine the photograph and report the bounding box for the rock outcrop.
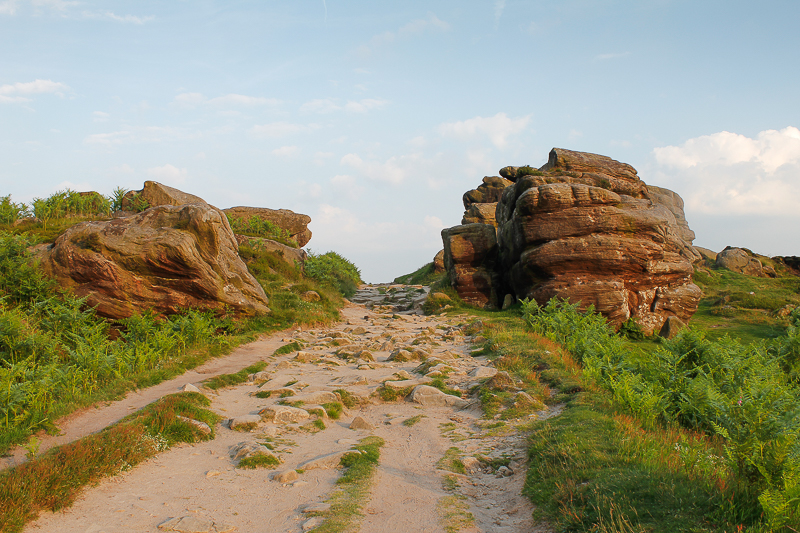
[442,148,702,333]
[224,206,312,248]
[235,235,306,269]
[38,204,270,319]
[121,181,208,212]
[441,224,499,308]
[717,247,776,278]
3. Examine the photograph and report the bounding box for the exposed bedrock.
[38,204,270,319]
[441,224,499,309]
[442,148,702,333]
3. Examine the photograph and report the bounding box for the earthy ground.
[16,285,555,533]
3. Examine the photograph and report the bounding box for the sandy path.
[22,285,553,533]
[0,327,294,471]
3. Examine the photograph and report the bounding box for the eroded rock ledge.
[442,148,702,334]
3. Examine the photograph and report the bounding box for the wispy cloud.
[358,13,449,56]
[173,92,280,108]
[81,10,154,24]
[92,111,109,122]
[83,131,131,145]
[438,112,530,149]
[494,0,505,28]
[0,0,19,15]
[272,145,299,157]
[146,164,188,185]
[0,79,70,103]
[249,122,320,138]
[300,98,341,114]
[344,98,388,113]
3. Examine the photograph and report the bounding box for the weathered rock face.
[441,224,499,308]
[121,181,207,211]
[496,149,701,332]
[442,148,702,331]
[716,247,766,277]
[462,176,513,209]
[38,204,270,319]
[461,203,498,227]
[235,235,306,270]
[223,206,312,248]
[433,249,446,274]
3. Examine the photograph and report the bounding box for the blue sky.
[2,0,799,282]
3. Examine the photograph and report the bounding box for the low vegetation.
[226,214,298,247]
[308,436,385,532]
[304,251,363,298]
[0,188,356,455]
[393,261,445,286]
[0,392,218,532]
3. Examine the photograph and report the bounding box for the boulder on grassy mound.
[38,204,270,319]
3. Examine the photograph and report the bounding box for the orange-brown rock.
[121,181,207,211]
[223,206,312,248]
[235,234,306,270]
[462,176,513,209]
[441,224,498,308]
[461,203,498,227]
[38,204,270,319]
[433,249,445,274]
[496,149,700,333]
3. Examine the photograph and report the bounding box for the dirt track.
[20,286,554,533]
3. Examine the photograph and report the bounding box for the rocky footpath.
[441,148,702,334]
[24,286,553,533]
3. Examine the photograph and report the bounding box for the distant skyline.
[2,1,799,281]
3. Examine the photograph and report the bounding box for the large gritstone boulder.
[441,224,499,309]
[121,181,208,211]
[223,206,312,248]
[495,148,701,333]
[38,204,270,319]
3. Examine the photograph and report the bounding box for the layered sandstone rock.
[38,204,270,319]
[224,206,312,248]
[121,181,207,211]
[441,148,702,331]
[716,247,772,277]
[441,224,498,308]
[462,176,513,209]
[496,148,701,332]
[235,234,306,270]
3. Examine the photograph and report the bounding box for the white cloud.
[359,13,449,56]
[652,127,800,216]
[31,0,79,12]
[207,94,278,106]
[173,92,279,108]
[297,180,322,199]
[272,145,299,157]
[340,153,415,185]
[0,79,69,101]
[81,11,154,24]
[146,164,188,185]
[83,131,131,145]
[250,122,319,138]
[438,112,530,149]
[110,163,134,174]
[424,215,445,231]
[654,127,800,173]
[0,0,19,15]
[92,111,109,122]
[330,174,365,200]
[344,98,388,113]
[494,0,505,26]
[300,98,341,114]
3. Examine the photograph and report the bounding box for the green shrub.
[0,196,29,225]
[226,215,297,247]
[304,251,362,298]
[521,297,800,529]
